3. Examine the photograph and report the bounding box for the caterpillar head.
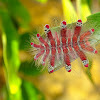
[61,21,67,28]
[76,19,82,27]
[44,24,50,33]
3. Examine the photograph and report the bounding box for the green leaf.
[2,0,30,28]
[21,80,45,100]
[0,9,22,100]
[19,61,45,76]
[19,32,45,76]
[82,12,100,44]
[84,59,94,84]
[66,12,100,45]
[22,81,38,100]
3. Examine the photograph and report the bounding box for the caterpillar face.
[30,19,97,74]
[61,21,67,28]
[44,24,50,34]
[76,19,82,27]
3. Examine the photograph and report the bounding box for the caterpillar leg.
[31,42,45,60]
[64,54,71,72]
[65,65,71,72]
[79,29,98,53]
[48,47,56,73]
[77,50,89,67]
[49,39,56,73]
[31,42,44,49]
[44,24,57,73]
[73,36,89,67]
[42,49,50,65]
[48,56,56,73]
[80,29,94,40]
[44,24,53,40]
[36,33,50,65]
[61,21,71,72]
[48,44,56,73]
[82,60,89,67]
[36,34,49,47]
[34,50,45,60]
[73,19,88,67]
[80,43,98,54]
[74,19,82,36]
[48,66,54,73]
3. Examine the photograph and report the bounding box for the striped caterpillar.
[30,19,97,73]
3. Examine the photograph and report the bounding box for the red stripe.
[79,30,97,53]
[80,31,92,42]
[42,49,50,65]
[34,50,45,60]
[61,28,71,66]
[31,43,44,49]
[50,39,56,67]
[72,25,88,67]
[46,30,56,69]
[47,31,53,40]
[73,26,81,36]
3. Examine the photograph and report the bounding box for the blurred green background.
[0,0,100,100]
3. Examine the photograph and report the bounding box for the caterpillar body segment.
[30,19,98,73]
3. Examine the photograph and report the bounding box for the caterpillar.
[30,19,98,73]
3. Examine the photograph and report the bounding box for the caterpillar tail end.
[65,65,71,72]
[82,60,89,67]
[94,50,98,54]
[34,56,37,61]
[31,42,33,45]
[48,66,54,74]
[84,64,88,67]
[68,69,71,72]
